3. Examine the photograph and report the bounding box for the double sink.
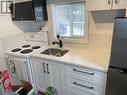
[41,48,69,57]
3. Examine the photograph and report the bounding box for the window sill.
[62,37,88,44]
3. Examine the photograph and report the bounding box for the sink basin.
[40,48,69,57]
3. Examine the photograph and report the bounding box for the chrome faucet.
[52,35,63,48]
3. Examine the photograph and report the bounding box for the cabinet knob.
[115,0,118,4]
[108,0,111,4]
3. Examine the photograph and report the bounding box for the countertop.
[31,45,111,72]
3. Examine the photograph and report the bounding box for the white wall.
[47,4,125,49]
[88,9,125,49]
[0,34,26,71]
[0,14,25,70]
[0,42,6,70]
[0,15,24,38]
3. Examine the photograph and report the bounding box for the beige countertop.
[31,45,111,72]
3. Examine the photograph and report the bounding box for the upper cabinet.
[112,0,127,10]
[86,0,127,11]
[86,0,112,11]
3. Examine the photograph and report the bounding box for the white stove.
[6,44,43,94]
[7,44,42,58]
[5,31,48,94]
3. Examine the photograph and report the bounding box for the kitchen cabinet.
[31,57,107,95]
[112,0,127,10]
[32,58,61,95]
[67,88,97,95]
[86,0,127,11]
[31,58,45,90]
[64,65,107,95]
[86,0,112,11]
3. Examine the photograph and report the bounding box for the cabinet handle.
[73,82,94,90]
[47,64,49,74]
[43,63,46,73]
[73,69,94,75]
[115,0,118,4]
[108,0,111,4]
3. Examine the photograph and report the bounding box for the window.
[52,1,88,43]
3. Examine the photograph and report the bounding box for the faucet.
[52,35,63,48]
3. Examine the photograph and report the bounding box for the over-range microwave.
[10,0,48,22]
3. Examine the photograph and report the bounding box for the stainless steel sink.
[40,48,69,57]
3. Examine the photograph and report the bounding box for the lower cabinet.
[32,58,61,95]
[67,88,97,95]
[64,65,107,95]
[31,57,107,95]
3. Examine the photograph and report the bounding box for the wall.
[0,42,6,70]
[0,33,25,71]
[0,16,24,38]
[88,9,125,49]
[0,13,25,71]
[46,1,126,49]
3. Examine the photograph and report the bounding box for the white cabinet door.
[112,0,127,9]
[32,58,61,94]
[86,0,113,11]
[32,58,46,91]
[45,61,61,95]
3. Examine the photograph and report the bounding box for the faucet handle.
[52,41,55,45]
[57,35,60,39]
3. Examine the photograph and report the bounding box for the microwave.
[10,0,48,22]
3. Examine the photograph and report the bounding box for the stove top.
[20,49,33,54]
[11,48,22,52]
[10,45,41,54]
[32,46,41,49]
[22,45,31,48]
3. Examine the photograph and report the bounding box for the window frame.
[51,1,89,44]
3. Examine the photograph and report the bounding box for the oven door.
[13,58,30,82]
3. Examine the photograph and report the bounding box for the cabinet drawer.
[65,65,106,84]
[66,76,101,94]
[67,88,98,95]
